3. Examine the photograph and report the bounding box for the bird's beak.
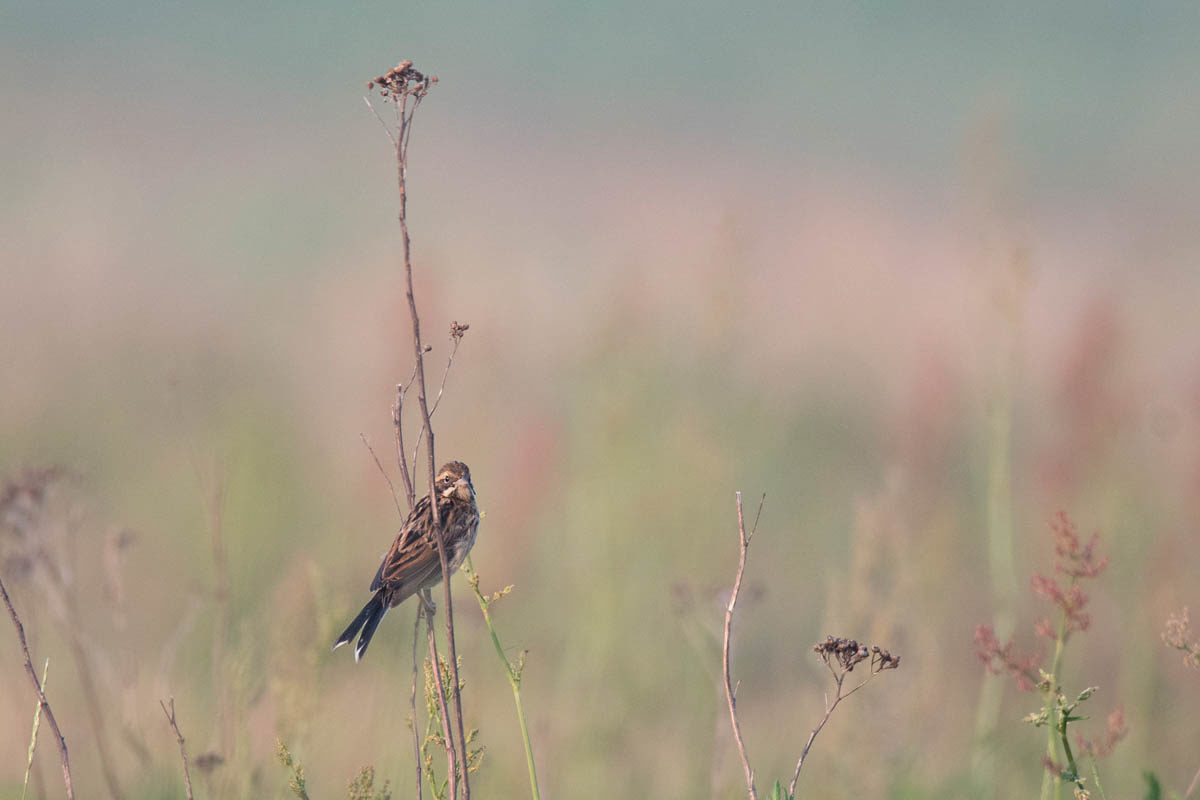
[454,477,472,499]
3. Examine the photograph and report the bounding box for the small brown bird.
[333,461,480,661]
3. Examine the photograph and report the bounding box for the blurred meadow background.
[4,2,1200,798]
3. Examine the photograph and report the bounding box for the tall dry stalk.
[365,60,471,799]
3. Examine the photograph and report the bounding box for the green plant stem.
[1041,611,1069,800]
[1087,754,1108,800]
[1058,709,1079,784]
[972,374,1017,793]
[465,557,540,800]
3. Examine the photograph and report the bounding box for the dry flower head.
[366,61,437,101]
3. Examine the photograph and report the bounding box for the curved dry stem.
[1,576,74,800]
[723,491,758,800]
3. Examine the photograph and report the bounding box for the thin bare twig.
[361,433,404,518]
[159,698,195,800]
[1,576,74,800]
[723,491,761,800]
[410,333,465,467]
[411,610,424,800]
[788,670,872,795]
[424,595,459,797]
[363,96,397,149]
[788,641,900,797]
[393,385,417,511]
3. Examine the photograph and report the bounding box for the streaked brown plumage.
[333,461,479,661]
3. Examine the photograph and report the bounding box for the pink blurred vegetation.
[4,115,1200,798]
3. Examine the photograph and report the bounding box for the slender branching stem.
[361,433,404,518]
[789,665,881,797]
[393,384,417,511]
[723,491,760,800]
[395,81,471,800]
[370,60,469,799]
[411,611,424,800]
[159,698,195,800]
[424,595,459,798]
[1,576,74,800]
[466,556,541,800]
[410,336,463,467]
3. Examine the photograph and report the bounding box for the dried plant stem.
[361,433,404,518]
[390,71,471,800]
[411,611,424,800]
[159,698,195,800]
[787,662,881,796]
[394,384,417,510]
[723,491,760,800]
[410,336,463,467]
[1,576,74,800]
[424,596,459,798]
[370,61,468,798]
[466,557,541,800]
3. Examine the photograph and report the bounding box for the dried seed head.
[366,59,436,104]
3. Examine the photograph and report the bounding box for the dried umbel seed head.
[450,320,470,340]
[813,635,902,674]
[367,60,437,102]
[813,636,869,671]
[872,645,901,670]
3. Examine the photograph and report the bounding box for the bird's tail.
[332,592,387,662]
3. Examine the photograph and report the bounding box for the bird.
[333,460,480,661]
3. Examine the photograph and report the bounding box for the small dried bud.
[423,344,433,353]
[367,81,374,90]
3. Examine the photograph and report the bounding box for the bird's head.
[436,461,474,502]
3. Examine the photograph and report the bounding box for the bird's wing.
[371,495,445,601]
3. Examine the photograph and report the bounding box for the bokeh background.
[4,2,1200,798]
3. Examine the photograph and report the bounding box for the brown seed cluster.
[813,635,901,673]
[366,61,438,101]
[450,321,470,341]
